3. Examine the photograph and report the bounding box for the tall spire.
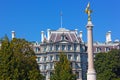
[60,11,63,28]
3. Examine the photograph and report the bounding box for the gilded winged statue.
[85,3,92,21]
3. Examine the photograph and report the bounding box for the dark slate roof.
[48,29,81,43]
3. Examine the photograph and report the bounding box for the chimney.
[106,31,112,43]
[41,31,44,43]
[11,31,15,39]
[80,31,83,42]
[75,29,78,35]
[47,29,50,41]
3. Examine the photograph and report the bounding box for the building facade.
[93,31,120,54]
[32,28,87,80]
[32,28,120,80]
[0,29,119,80]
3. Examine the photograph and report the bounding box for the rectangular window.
[80,44,83,52]
[44,65,47,70]
[56,45,59,51]
[38,57,41,62]
[68,55,72,60]
[50,64,53,69]
[50,45,52,51]
[75,63,80,69]
[41,65,43,70]
[68,45,72,51]
[44,47,46,52]
[96,47,101,52]
[62,45,65,51]
[105,47,110,52]
[74,54,78,61]
[35,47,40,52]
[44,57,47,61]
[74,44,77,51]
[56,55,59,61]
[50,55,53,61]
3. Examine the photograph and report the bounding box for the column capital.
[86,21,93,27]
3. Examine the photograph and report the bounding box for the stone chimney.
[106,31,112,43]
[12,31,15,39]
[47,29,50,41]
[80,31,83,42]
[41,31,44,43]
[75,29,78,35]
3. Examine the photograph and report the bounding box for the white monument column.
[85,3,96,80]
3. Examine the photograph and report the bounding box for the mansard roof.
[48,28,81,43]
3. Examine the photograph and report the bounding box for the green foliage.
[50,52,76,80]
[0,36,44,80]
[95,49,120,80]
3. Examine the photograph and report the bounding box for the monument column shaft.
[87,26,94,70]
[86,22,96,80]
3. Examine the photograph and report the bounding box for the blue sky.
[0,0,120,42]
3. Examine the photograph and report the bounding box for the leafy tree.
[0,36,44,80]
[50,52,76,80]
[95,49,120,80]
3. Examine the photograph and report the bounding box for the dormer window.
[50,40,53,42]
[61,33,68,40]
[74,40,77,42]
[61,35,64,40]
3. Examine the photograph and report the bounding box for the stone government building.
[0,28,119,80]
[32,28,87,80]
[30,28,120,80]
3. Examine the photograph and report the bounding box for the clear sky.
[0,0,120,42]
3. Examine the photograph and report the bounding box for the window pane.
[74,44,77,51]
[56,45,59,51]
[56,55,59,61]
[44,57,47,61]
[62,45,65,51]
[74,54,78,61]
[68,45,71,51]
[38,57,41,62]
[50,55,53,61]
[50,45,52,51]
[68,55,72,60]
[44,65,47,70]
[50,64,53,69]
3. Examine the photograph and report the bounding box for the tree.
[0,36,44,80]
[95,49,120,80]
[50,52,76,80]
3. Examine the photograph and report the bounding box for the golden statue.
[85,2,92,21]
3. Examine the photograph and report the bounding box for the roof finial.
[85,2,92,21]
[60,11,63,28]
